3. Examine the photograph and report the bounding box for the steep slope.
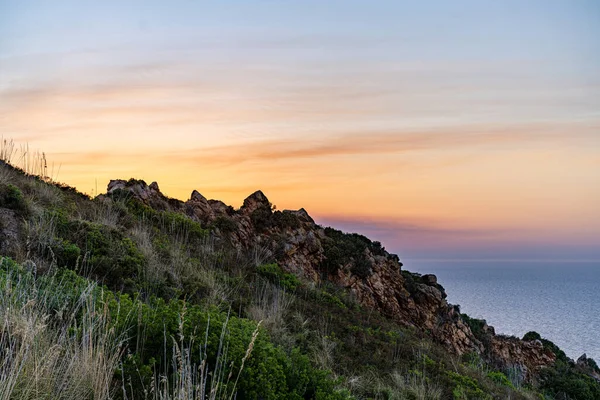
[2,159,598,399]
[105,179,557,382]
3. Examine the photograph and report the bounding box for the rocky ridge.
[106,179,556,381]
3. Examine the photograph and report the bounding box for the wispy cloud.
[162,122,599,166]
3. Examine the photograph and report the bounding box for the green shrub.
[523,331,568,363]
[272,210,301,230]
[523,331,542,341]
[350,255,372,279]
[0,260,351,400]
[447,371,490,399]
[0,183,28,214]
[461,314,488,341]
[487,371,514,389]
[212,215,238,233]
[319,291,347,309]
[257,263,301,292]
[320,227,397,278]
[53,239,81,268]
[539,361,600,400]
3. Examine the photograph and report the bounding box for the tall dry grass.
[120,306,262,400]
[247,279,293,337]
[0,259,123,400]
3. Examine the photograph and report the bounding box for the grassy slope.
[1,158,599,400]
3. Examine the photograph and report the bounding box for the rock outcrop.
[105,180,556,380]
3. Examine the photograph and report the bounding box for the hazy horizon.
[1,0,599,261]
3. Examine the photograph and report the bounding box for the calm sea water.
[407,260,599,363]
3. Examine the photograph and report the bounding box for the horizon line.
[402,258,600,263]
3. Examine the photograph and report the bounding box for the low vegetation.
[1,145,599,399]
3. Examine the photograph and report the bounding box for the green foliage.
[584,357,599,373]
[250,205,302,232]
[486,371,514,389]
[447,371,491,400]
[461,314,488,341]
[318,291,347,309]
[523,331,542,341]
[55,219,145,287]
[0,259,350,400]
[257,263,301,292]
[115,195,208,243]
[160,210,207,240]
[212,215,238,233]
[320,227,387,279]
[523,331,568,363]
[3,158,599,400]
[0,183,28,214]
[272,210,302,230]
[538,360,600,400]
[53,238,81,268]
[521,333,599,399]
[106,295,349,399]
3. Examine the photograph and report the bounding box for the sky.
[1,0,599,261]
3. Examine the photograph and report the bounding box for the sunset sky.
[1,1,599,261]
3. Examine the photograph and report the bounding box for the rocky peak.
[289,208,314,223]
[241,190,271,214]
[107,179,161,201]
[106,179,174,211]
[189,190,207,203]
[101,178,557,380]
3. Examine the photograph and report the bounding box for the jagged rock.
[186,190,213,222]
[488,335,556,383]
[190,190,206,203]
[208,200,232,216]
[289,208,314,223]
[102,179,557,379]
[241,190,270,214]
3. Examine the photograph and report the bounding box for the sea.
[407,260,599,363]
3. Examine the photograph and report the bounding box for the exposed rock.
[107,179,172,210]
[186,190,213,222]
[103,179,557,379]
[289,208,314,223]
[241,190,270,214]
[576,354,600,381]
[190,190,206,203]
[488,335,556,384]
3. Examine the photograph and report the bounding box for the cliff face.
[106,179,555,380]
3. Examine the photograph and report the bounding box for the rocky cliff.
[105,179,556,380]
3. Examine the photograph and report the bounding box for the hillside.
[1,157,599,400]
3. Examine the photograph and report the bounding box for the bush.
[212,215,238,233]
[350,255,373,279]
[0,183,28,214]
[320,227,397,279]
[461,314,488,341]
[487,371,514,389]
[523,331,541,341]
[539,361,600,400]
[257,263,301,292]
[0,260,351,400]
[447,371,490,399]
